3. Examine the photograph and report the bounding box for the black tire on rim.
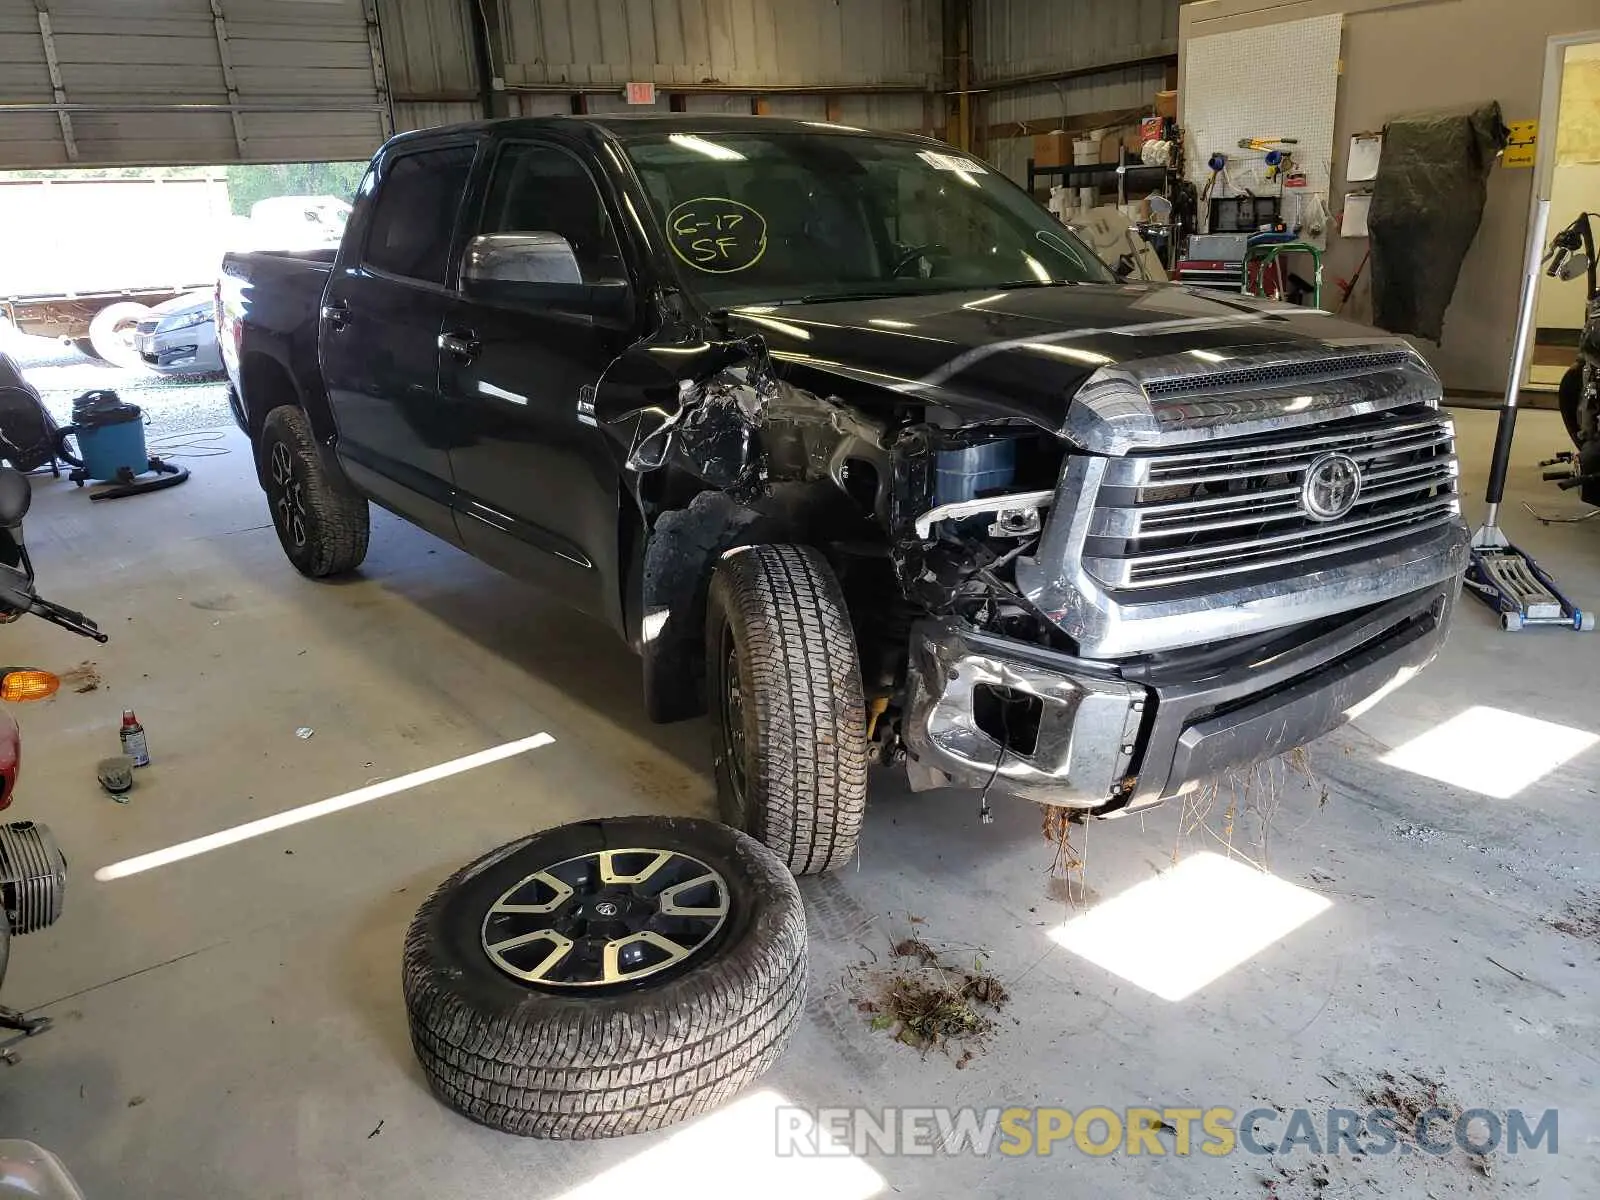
[706,544,869,876]
[1559,365,1584,449]
[403,816,807,1139]
[257,405,369,578]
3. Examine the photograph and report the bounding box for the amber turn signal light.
[0,670,60,702]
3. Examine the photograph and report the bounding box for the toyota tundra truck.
[218,115,1468,875]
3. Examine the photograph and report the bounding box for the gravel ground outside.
[2,321,235,441]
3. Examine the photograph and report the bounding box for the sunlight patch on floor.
[1380,705,1598,799]
[547,1089,886,1200]
[1050,851,1332,1002]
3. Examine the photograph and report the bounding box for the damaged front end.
[600,322,1465,819]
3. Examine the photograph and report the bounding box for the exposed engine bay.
[598,313,1470,816]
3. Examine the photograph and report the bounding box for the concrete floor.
[0,383,1595,1198]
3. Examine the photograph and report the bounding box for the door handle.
[439,329,482,364]
[320,300,351,331]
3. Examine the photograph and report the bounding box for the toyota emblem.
[1301,452,1363,522]
[593,900,620,917]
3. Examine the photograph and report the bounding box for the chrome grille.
[1085,408,1460,589]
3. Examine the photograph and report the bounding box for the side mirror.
[460,232,633,326]
[463,232,583,286]
[1557,251,1592,283]
[0,469,31,529]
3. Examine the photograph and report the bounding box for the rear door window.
[363,145,476,285]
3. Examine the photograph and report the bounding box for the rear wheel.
[258,405,368,577]
[86,302,151,369]
[706,544,868,875]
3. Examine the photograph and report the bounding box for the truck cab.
[220,115,1468,876]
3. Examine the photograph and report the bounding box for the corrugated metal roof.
[974,0,1180,81]
[499,0,940,88]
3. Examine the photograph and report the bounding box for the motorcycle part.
[0,1142,87,1197]
[0,671,57,703]
[404,815,806,1139]
[0,821,67,935]
[258,405,369,577]
[706,544,868,875]
[97,756,134,798]
[1467,197,1591,633]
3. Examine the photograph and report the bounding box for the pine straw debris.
[851,938,1009,1056]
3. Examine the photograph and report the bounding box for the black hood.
[728,283,1406,431]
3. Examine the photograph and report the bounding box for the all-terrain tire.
[258,405,368,577]
[706,544,869,875]
[403,816,808,1139]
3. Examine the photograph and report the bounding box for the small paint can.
[119,709,150,767]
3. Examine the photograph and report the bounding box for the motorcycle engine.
[0,821,66,935]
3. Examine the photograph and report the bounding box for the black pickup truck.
[219,115,1468,874]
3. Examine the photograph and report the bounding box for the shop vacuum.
[57,391,189,500]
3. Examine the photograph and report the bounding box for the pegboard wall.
[1184,14,1343,222]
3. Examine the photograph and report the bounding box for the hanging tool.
[1465,198,1594,632]
[1237,137,1299,152]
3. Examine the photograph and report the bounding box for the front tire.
[706,544,868,875]
[258,405,369,577]
[403,816,807,1139]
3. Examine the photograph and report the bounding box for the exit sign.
[624,81,656,105]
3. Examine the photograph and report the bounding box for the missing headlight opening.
[973,684,1044,757]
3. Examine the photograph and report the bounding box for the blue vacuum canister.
[59,390,189,500]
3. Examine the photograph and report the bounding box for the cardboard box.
[1100,133,1123,164]
[1033,131,1068,168]
[1155,90,1178,120]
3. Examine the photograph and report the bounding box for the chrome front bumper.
[903,580,1458,811]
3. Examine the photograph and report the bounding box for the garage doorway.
[1527,32,1600,393]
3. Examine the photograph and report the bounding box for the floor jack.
[1465,198,1594,632]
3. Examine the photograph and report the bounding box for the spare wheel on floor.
[403,815,808,1138]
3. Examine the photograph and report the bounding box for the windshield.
[619,128,1115,307]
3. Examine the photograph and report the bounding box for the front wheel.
[706,544,868,875]
[257,405,369,577]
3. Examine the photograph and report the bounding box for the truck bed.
[218,248,338,429]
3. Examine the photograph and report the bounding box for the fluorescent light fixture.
[667,133,745,161]
[1380,705,1598,800]
[867,318,915,329]
[1050,852,1332,1001]
[1021,253,1053,283]
[1022,342,1113,366]
[1188,349,1229,364]
[738,313,812,340]
[94,733,555,882]
[802,120,867,133]
[550,1089,885,1200]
